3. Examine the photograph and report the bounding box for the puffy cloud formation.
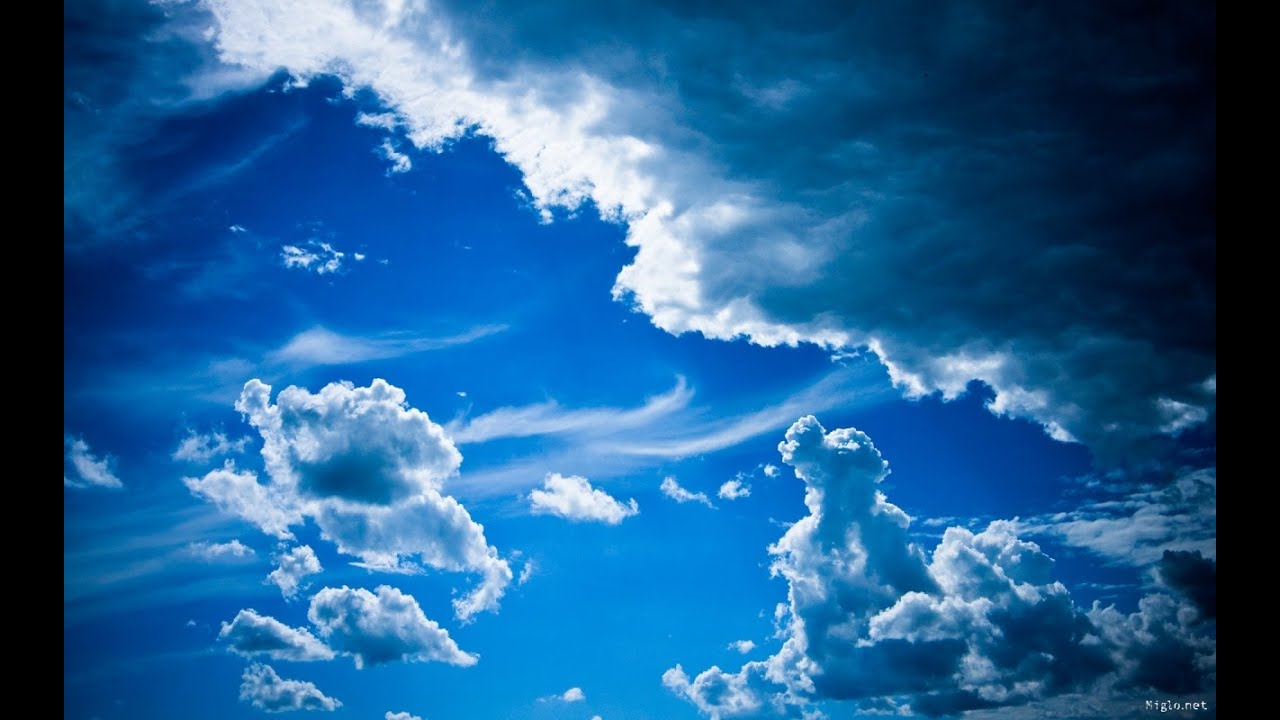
[529,473,639,524]
[661,476,713,507]
[187,540,256,561]
[239,663,341,712]
[64,437,124,489]
[718,479,751,500]
[1155,550,1216,620]
[267,545,323,599]
[540,687,586,703]
[728,640,755,654]
[189,0,1213,459]
[189,379,510,620]
[665,417,1215,717]
[308,585,478,669]
[219,609,335,662]
[281,241,345,275]
[385,713,422,720]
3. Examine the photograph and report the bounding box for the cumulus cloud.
[308,585,478,669]
[267,545,323,599]
[187,539,256,561]
[664,417,1214,717]
[64,437,124,489]
[728,640,755,654]
[529,473,639,524]
[173,429,251,462]
[660,476,713,508]
[281,241,345,275]
[239,663,341,713]
[385,713,422,720]
[199,378,513,620]
[718,479,751,500]
[187,0,1213,460]
[219,609,335,662]
[762,465,779,478]
[182,461,302,540]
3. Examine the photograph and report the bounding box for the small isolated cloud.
[266,325,505,369]
[281,241,345,275]
[529,473,639,525]
[660,476,713,508]
[378,139,412,174]
[727,640,755,654]
[187,540,255,562]
[219,609,335,662]
[385,713,421,720]
[717,479,751,500]
[308,585,478,669]
[64,436,123,489]
[267,545,323,599]
[662,664,764,719]
[239,663,341,713]
[173,429,251,463]
[540,687,586,703]
[229,224,247,233]
[762,464,779,478]
[518,559,536,585]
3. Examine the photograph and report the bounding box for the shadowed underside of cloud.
[239,663,341,713]
[662,416,1215,718]
[188,0,1214,462]
[220,609,336,662]
[184,378,511,621]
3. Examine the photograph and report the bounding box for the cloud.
[182,461,302,540]
[186,0,1213,461]
[267,545,323,599]
[187,540,256,561]
[239,663,341,713]
[540,687,586,703]
[385,713,422,720]
[228,378,511,620]
[308,585,478,669]
[718,479,751,500]
[64,437,124,489]
[173,429,251,463]
[1019,469,1216,566]
[728,640,755,654]
[664,416,1214,717]
[378,139,412,174]
[1155,550,1215,620]
[219,609,335,662]
[517,559,536,585]
[266,324,506,369]
[762,465,779,478]
[529,473,639,525]
[660,476,713,508]
[281,241,346,274]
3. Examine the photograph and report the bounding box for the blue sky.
[65,2,1215,718]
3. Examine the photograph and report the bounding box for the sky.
[64,1,1216,719]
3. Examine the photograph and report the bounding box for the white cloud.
[219,609,335,661]
[762,465,779,478]
[1019,469,1216,566]
[529,473,639,525]
[173,429,251,462]
[517,559,536,585]
[239,663,341,713]
[378,139,412,174]
[266,324,506,368]
[539,687,586,703]
[308,585,478,668]
[229,224,247,233]
[182,461,302,540]
[229,378,511,620]
[728,640,755,654]
[64,437,124,489]
[267,545,323,599]
[281,241,345,274]
[665,416,1215,717]
[385,713,422,720]
[718,479,751,500]
[190,0,1214,459]
[660,476,713,508]
[187,539,256,561]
